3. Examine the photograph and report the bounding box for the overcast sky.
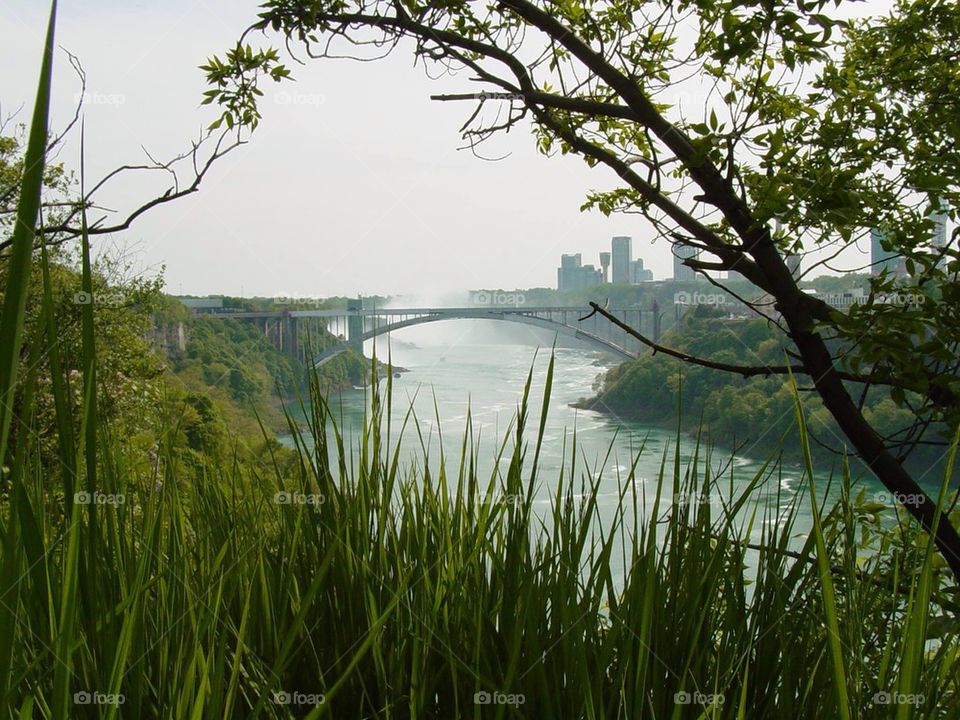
[1,1,905,300]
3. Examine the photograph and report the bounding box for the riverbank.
[577,306,958,483]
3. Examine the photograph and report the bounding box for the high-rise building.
[930,198,948,251]
[630,258,653,283]
[611,236,632,284]
[557,253,602,291]
[930,199,951,271]
[598,252,611,283]
[870,228,904,278]
[786,253,801,278]
[775,218,801,278]
[673,244,699,281]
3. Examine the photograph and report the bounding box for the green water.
[282,329,874,580]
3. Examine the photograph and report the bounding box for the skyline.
[0,0,940,300]
[0,0,665,298]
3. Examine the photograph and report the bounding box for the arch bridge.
[210,304,660,367]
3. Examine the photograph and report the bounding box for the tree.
[205,0,960,578]
[0,12,256,487]
[0,53,245,257]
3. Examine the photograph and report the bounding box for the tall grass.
[2,5,958,717]
[1,335,958,716]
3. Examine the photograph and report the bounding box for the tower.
[599,252,611,283]
[673,244,699,281]
[611,236,632,284]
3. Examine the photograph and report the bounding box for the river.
[282,323,858,582]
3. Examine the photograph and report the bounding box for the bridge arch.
[312,311,635,367]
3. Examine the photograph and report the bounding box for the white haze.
[1,0,923,300]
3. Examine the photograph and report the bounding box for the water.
[283,326,849,582]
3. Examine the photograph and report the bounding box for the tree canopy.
[204,0,960,576]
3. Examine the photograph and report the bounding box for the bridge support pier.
[280,313,299,361]
[347,298,364,354]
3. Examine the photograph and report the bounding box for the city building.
[598,252,611,283]
[870,228,905,278]
[630,258,653,283]
[930,199,948,250]
[179,297,224,313]
[673,244,700,281]
[870,200,951,277]
[557,253,603,291]
[929,198,950,270]
[786,253,801,278]
[808,287,868,310]
[611,236,632,284]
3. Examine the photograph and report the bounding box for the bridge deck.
[209,306,607,319]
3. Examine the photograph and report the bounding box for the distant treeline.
[582,304,953,479]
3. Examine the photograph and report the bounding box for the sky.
[0,0,908,301]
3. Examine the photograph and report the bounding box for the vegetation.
[7,336,960,717]
[206,0,960,577]
[586,305,951,475]
[1,3,959,717]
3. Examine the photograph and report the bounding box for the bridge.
[209,302,661,366]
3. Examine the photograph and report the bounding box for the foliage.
[590,306,954,473]
[0,7,957,717]
[202,0,960,576]
[3,333,960,715]
[0,246,168,472]
[0,128,73,240]
[205,0,960,437]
